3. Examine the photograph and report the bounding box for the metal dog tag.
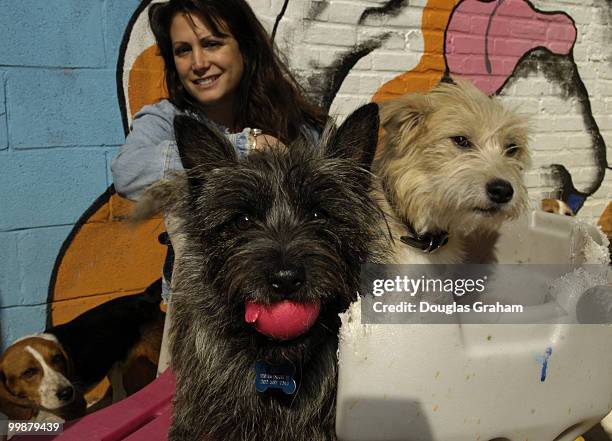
[255,360,297,395]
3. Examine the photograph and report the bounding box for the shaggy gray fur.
[138,104,386,441]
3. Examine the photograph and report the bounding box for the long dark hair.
[149,0,326,142]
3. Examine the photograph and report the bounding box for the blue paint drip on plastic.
[540,347,553,382]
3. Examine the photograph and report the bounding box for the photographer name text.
[372,301,524,315]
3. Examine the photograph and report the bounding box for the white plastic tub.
[336,211,612,441]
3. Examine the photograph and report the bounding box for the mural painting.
[1,0,610,358]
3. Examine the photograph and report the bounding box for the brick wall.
[253,0,612,222]
[0,0,141,348]
[0,0,610,349]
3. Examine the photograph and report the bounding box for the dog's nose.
[56,386,74,402]
[269,267,305,295]
[486,179,514,204]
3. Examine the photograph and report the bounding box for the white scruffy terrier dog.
[374,79,531,264]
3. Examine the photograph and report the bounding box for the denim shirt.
[111,99,251,201]
[112,100,321,301]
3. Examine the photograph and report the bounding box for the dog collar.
[399,223,449,253]
[380,179,449,253]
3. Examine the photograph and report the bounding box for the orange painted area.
[372,0,459,103]
[51,193,166,326]
[128,45,168,118]
[51,42,170,328]
[50,193,166,403]
[598,201,612,239]
[46,18,171,402]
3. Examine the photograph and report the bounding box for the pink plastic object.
[245,299,321,340]
[15,370,175,441]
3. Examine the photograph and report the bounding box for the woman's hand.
[248,130,285,151]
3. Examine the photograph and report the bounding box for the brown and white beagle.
[0,334,86,421]
[541,198,575,216]
[0,279,164,422]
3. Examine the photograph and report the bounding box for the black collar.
[399,224,449,253]
[381,178,450,253]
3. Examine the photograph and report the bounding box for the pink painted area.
[15,370,176,441]
[122,406,173,441]
[446,0,576,95]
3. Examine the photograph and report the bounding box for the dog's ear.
[0,365,35,420]
[131,178,185,221]
[57,343,75,380]
[379,93,431,147]
[439,74,456,85]
[327,103,380,171]
[174,115,238,173]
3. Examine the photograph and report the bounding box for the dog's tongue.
[245,300,321,341]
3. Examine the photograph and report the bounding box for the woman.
[111,0,326,373]
[111,0,326,200]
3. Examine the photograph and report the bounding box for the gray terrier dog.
[136,104,384,441]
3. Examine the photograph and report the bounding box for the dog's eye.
[51,354,64,365]
[505,144,519,156]
[22,368,38,379]
[451,136,471,149]
[235,214,253,231]
[311,210,326,222]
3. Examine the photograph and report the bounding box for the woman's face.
[170,12,244,120]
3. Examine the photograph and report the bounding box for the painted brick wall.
[1,0,611,350]
[0,0,141,349]
[253,0,612,222]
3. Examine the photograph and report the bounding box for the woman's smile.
[171,12,244,125]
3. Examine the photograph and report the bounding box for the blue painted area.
[0,122,6,151]
[0,0,105,68]
[0,0,138,349]
[540,347,553,382]
[7,69,125,148]
[104,0,144,66]
[106,148,119,188]
[0,71,6,151]
[0,227,70,309]
[0,150,108,231]
[567,193,586,214]
[16,226,74,307]
[0,305,47,352]
[0,232,19,308]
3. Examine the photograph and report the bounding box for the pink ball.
[245,300,321,340]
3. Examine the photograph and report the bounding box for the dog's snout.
[56,386,74,402]
[269,267,305,295]
[486,179,514,204]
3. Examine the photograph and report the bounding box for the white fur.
[12,333,59,345]
[24,346,72,410]
[375,191,467,264]
[557,200,574,216]
[375,80,531,264]
[602,411,612,437]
